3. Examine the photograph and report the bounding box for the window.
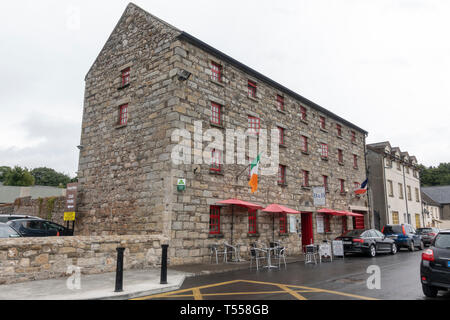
[118,104,128,125]
[302,170,309,187]
[415,188,420,202]
[338,149,344,164]
[413,170,418,178]
[353,154,358,169]
[323,175,329,192]
[392,211,399,224]
[210,149,222,172]
[248,80,257,98]
[397,161,401,171]
[248,116,260,135]
[387,180,394,197]
[301,136,308,153]
[278,127,285,145]
[211,62,222,82]
[321,143,328,159]
[406,166,410,174]
[300,106,307,121]
[386,158,392,168]
[351,131,356,143]
[209,206,221,234]
[336,124,342,137]
[276,95,284,111]
[407,185,412,201]
[324,215,331,233]
[278,165,286,185]
[280,213,287,233]
[319,116,326,130]
[121,68,130,86]
[398,183,404,199]
[211,102,222,125]
[415,214,421,228]
[248,210,257,234]
[340,179,345,193]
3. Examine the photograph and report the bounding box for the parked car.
[417,227,440,246]
[420,229,450,298]
[335,229,397,257]
[7,219,73,237]
[382,224,424,251]
[0,214,43,223]
[0,223,21,238]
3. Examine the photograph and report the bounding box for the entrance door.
[352,211,366,230]
[301,212,314,248]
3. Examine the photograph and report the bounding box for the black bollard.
[160,244,169,285]
[115,247,125,292]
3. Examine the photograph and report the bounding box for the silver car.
[0,223,21,238]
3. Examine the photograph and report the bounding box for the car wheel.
[422,284,438,298]
[408,241,415,252]
[418,241,424,250]
[368,245,376,257]
[390,243,397,255]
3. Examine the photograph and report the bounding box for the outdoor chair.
[209,243,227,264]
[224,242,241,262]
[275,247,287,269]
[249,246,267,270]
[304,244,321,265]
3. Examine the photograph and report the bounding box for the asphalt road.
[138,248,450,300]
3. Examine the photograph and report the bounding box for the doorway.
[301,212,314,248]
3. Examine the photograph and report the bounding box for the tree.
[30,167,72,187]
[3,166,35,186]
[0,166,11,182]
[420,163,450,187]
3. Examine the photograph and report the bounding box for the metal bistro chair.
[209,243,227,264]
[224,241,240,262]
[276,247,287,269]
[249,244,268,270]
[304,244,321,265]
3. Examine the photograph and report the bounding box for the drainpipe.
[363,135,373,229]
[402,163,409,224]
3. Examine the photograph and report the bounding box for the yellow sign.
[64,212,76,221]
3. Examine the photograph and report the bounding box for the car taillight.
[382,227,385,233]
[429,233,436,237]
[353,238,364,243]
[422,249,434,262]
[402,225,406,235]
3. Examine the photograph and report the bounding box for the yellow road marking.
[277,284,307,300]
[192,288,203,300]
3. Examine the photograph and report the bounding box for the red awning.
[317,208,346,216]
[338,211,365,217]
[262,204,301,214]
[215,198,263,210]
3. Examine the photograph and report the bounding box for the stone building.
[421,191,443,228]
[422,185,450,228]
[76,3,369,264]
[367,142,423,230]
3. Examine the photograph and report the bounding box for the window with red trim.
[118,104,128,125]
[301,136,308,153]
[351,131,356,143]
[336,124,342,137]
[300,106,307,121]
[353,154,358,168]
[276,95,284,111]
[320,116,326,130]
[248,116,260,135]
[302,170,309,187]
[209,206,221,234]
[278,127,284,145]
[210,149,222,172]
[211,62,222,82]
[121,68,130,86]
[324,215,331,233]
[340,179,345,193]
[211,102,222,125]
[248,210,257,234]
[321,143,328,158]
[248,80,257,98]
[280,213,287,233]
[323,175,329,192]
[338,149,343,163]
[278,165,286,185]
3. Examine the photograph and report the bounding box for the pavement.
[0,255,304,300]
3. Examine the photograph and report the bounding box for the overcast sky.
[1,0,450,177]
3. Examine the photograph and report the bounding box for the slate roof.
[422,186,450,205]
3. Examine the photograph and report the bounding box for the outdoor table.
[225,242,245,262]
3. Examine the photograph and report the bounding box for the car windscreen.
[343,229,364,237]
[383,225,403,234]
[0,225,18,237]
[417,228,433,234]
[434,233,450,249]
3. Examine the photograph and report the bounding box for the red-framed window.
[321,143,328,158]
[342,216,348,234]
[301,136,308,153]
[211,102,222,125]
[121,68,130,86]
[118,104,128,125]
[338,149,344,163]
[300,106,307,121]
[324,215,331,233]
[280,213,287,233]
[211,62,222,82]
[248,80,257,98]
[302,170,309,187]
[209,206,221,234]
[278,165,286,185]
[278,127,284,145]
[276,95,284,111]
[353,154,358,168]
[210,149,222,172]
[323,175,329,192]
[336,124,342,137]
[340,179,345,193]
[248,210,257,234]
[319,116,326,130]
[248,116,260,135]
[351,131,356,143]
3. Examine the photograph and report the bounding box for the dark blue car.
[7,219,73,237]
[382,224,424,251]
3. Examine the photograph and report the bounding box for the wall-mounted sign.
[316,214,324,234]
[177,179,186,191]
[65,183,78,213]
[313,187,326,206]
[64,212,76,221]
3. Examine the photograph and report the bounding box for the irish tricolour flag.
[248,154,261,193]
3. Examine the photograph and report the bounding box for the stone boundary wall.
[0,235,168,285]
[0,204,14,214]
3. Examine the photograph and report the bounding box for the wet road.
[137,249,450,300]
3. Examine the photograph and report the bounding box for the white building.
[421,191,442,228]
[367,142,423,230]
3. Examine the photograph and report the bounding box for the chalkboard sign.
[332,240,344,257]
